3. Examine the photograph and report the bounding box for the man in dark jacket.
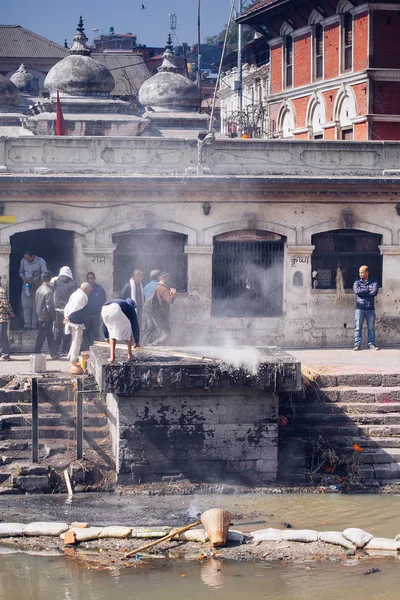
[34,271,58,358]
[52,266,77,355]
[83,272,106,349]
[353,265,379,351]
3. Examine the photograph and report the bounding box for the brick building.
[238,0,400,141]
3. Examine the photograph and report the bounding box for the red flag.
[56,90,66,136]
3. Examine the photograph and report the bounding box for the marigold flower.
[353,443,363,453]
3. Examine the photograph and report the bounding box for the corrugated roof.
[241,0,288,19]
[0,25,67,59]
[93,52,150,96]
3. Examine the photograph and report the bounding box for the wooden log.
[125,521,202,557]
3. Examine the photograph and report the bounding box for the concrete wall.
[106,388,278,485]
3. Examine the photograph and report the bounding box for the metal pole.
[237,0,243,137]
[76,376,84,460]
[197,0,202,91]
[31,377,39,463]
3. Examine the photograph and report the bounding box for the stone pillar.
[378,246,400,344]
[81,245,116,299]
[0,245,11,291]
[184,245,213,342]
[285,246,315,318]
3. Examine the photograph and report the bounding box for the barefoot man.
[101,298,140,362]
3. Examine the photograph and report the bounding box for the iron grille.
[311,229,382,289]
[212,240,284,317]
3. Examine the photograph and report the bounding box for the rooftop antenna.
[169,13,178,46]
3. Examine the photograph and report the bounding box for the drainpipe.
[237,0,243,137]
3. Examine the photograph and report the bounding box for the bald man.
[353,265,379,350]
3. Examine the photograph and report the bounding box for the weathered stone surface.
[15,475,49,493]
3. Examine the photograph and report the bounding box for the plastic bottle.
[25,282,31,297]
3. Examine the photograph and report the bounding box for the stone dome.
[139,42,201,112]
[44,17,114,97]
[10,64,39,95]
[0,74,20,107]
[45,55,115,97]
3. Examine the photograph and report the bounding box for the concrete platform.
[0,353,70,377]
[289,348,400,375]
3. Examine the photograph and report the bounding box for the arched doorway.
[112,229,188,293]
[212,230,285,317]
[10,229,74,328]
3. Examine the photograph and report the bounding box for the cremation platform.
[89,346,301,485]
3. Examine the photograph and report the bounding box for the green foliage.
[205,1,259,54]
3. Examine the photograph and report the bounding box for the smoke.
[187,496,201,519]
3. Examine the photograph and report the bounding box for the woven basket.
[201,508,232,547]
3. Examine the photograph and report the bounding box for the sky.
[2,0,238,49]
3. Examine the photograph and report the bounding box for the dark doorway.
[212,230,285,317]
[112,229,188,293]
[10,229,74,329]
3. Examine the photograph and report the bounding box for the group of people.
[0,253,177,363]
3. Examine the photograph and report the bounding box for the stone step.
[359,424,400,437]
[0,425,109,440]
[0,401,104,416]
[293,412,400,425]
[0,413,107,428]
[346,448,400,464]
[295,402,400,415]
[308,387,400,403]
[315,373,400,388]
[332,436,400,449]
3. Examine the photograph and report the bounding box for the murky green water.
[0,551,400,600]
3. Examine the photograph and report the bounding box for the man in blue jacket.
[353,265,379,351]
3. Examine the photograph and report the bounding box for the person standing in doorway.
[353,265,379,351]
[0,276,15,361]
[142,272,176,346]
[34,271,58,359]
[120,269,144,329]
[143,269,161,300]
[19,250,47,329]
[64,282,91,364]
[52,266,77,355]
[83,272,106,348]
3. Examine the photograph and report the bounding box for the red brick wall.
[354,121,368,140]
[292,96,309,129]
[294,132,309,140]
[353,11,369,71]
[372,81,400,115]
[352,82,368,115]
[372,122,400,141]
[324,126,336,140]
[269,102,281,134]
[294,33,311,87]
[372,10,400,68]
[270,43,283,94]
[323,22,340,80]
[322,90,336,122]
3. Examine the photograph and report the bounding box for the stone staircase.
[0,374,114,492]
[279,371,400,487]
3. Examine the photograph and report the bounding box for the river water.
[1,550,400,600]
[1,493,400,600]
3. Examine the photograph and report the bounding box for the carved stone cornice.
[287,245,315,256]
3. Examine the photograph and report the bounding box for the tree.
[205,1,259,54]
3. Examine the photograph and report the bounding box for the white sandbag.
[227,530,246,544]
[251,528,282,542]
[0,523,25,538]
[172,528,208,543]
[342,528,373,548]
[365,537,400,551]
[99,526,132,539]
[281,529,318,543]
[131,527,172,539]
[74,527,103,542]
[23,522,69,537]
[318,531,356,550]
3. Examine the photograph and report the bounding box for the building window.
[314,24,323,80]
[112,229,188,293]
[285,36,293,88]
[341,127,353,140]
[212,230,285,317]
[343,12,353,71]
[311,229,382,290]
